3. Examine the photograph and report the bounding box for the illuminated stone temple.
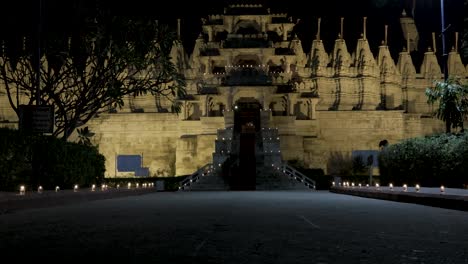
[1,3,467,183]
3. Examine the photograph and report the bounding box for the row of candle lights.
[333,182,446,193]
[18,182,155,195]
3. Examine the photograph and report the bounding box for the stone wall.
[271,110,445,173]
[87,113,223,177]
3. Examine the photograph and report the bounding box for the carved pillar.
[201,57,210,74]
[284,57,291,73]
[282,24,287,41]
[262,94,270,110]
[227,88,234,110]
[298,100,306,118]
[180,101,187,120]
[207,27,213,42]
[199,96,207,117]
[311,98,319,119]
[287,93,298,116]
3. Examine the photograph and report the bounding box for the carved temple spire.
[22,36,26,51]
[316,17,321,41]
[363,17,367,40]
[340,17,344,39]
[384,25,388,46]
[406,32,410,53]
[420,45,441,79]
[68,36,72,52]
[177,19,181,39]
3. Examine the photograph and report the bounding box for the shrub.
[378,133,468,187]
[326,152,353,177]
[0,128,105,191]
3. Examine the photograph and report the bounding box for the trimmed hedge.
[0,128,105,191]
[378,133,468,187]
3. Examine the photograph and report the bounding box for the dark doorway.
[230,99,261,190]
[234,99,261,133]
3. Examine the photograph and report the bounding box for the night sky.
[0,0,465,65]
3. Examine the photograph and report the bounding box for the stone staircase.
[179,127,235,191]
[255,127,313,190]
[179,164,229,191]
[179,113,315,191]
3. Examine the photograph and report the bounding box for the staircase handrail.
[281,163,316,189]
[179,163,214,190]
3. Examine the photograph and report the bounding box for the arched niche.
[233,20,261,35]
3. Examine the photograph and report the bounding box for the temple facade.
[1,3,467,178]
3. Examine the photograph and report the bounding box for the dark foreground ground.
[0,190,467,264]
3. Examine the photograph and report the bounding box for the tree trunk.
[446,120,451,133]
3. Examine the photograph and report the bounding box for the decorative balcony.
[223,65,272,86]
[223,37,271,49]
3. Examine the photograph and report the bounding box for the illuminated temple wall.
[1,3,466,176]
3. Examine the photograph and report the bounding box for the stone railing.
[179,163,214,190]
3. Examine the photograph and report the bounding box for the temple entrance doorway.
[230,98,261,190]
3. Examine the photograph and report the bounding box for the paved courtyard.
[1,190,467,263]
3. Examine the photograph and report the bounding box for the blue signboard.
[117,155,142,172]
[135,167,150,177]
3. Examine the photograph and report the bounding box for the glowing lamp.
[403,184,407,192]
[415,184,420,192]
[38,186,43,193]
[55,186,60,192]
[19,185,25,195]
[440,185,445,194]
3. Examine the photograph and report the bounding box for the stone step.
[256,168,311,190]
[182,174,229,191]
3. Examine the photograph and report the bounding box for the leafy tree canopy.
[425,77,468,133]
